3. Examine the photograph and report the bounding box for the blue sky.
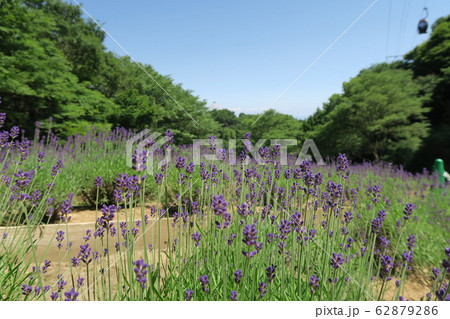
[72,0,449,119]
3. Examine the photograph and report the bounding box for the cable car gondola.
[418,7,428,34]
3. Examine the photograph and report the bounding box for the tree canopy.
[310,65,429,165]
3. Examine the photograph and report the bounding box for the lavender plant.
[0,114,448,301]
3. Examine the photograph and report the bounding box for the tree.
[314,64,429,165]
[404,15,450,170]
[0,0,220,140]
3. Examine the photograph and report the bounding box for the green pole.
[433,158,445,184]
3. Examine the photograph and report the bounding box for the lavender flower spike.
[199,274,209,293]
[64,288,79,301]
[133,259,149,290]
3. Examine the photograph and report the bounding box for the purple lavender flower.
[9,126,19,139]
[185,289,193,301]
[57,276,67,291]
[242,224,258,246]
[191,232,202,247]
[50,292,59,301]
[242,224,261,258]
[258,282,267,298]
[237,203,248,216]
[368,185,381,203]
[64,288,79,301]
[289,211,303,231]
[60,193,73,222]
[185,161,195,174]
[199,274,209,293]
[432,267,440,278]
[345,237,354,250]
[371,216,384,233]
[278,240,287,253]
[42,260,51,273]
[309,274,320,293]
[266,264,277,283]
[377,209,387,220]
[270,214,276,224]
[132,149,147,172]
[230,290,238,301]
[77,277,85,288]
[0,113,5,128]
[336,154,349,172]
[51,159,64,177]
[175,156,186,170]
[330,253,344,269]
[83,230,92,242]
[378,236,390,249]
[0,131,9,147]
[43,286,50,296]
[380,255,393,278]
[13,169,35,189]
[255,241,263,252]
[278,219,292,238]
[56,230,65,249]
[154,173,164,184]
[93,250,99,261]
[78,244,92,264]
[163,129,174,149]
[21,284,32,296]
[18,139,30,162]
[37,151,45,166]
[234,269,243,284]
[98,205,117,229]
[212,195,227,215]
[406,235,416,250]
[344,211,353,224]
[94,176,103,188]
[436,283,449,301]
[402,250,414,264]
[227,233,237,246]
[71,257,80,267]
[272,143,280,156]
[208,135,217,152]
[94,226,105,238]
[403,203,415,221]
[133,259,148,289]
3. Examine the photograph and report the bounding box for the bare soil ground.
[68,203,159,224]
[373,272,433,301]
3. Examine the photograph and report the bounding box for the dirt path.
[68,203,158,224]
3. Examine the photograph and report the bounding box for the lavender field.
[0,113,449,301]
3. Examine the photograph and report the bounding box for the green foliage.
[0,0,219,141]
[405,16,450,77]
[404,15,450,171]
[311,65,429,165]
